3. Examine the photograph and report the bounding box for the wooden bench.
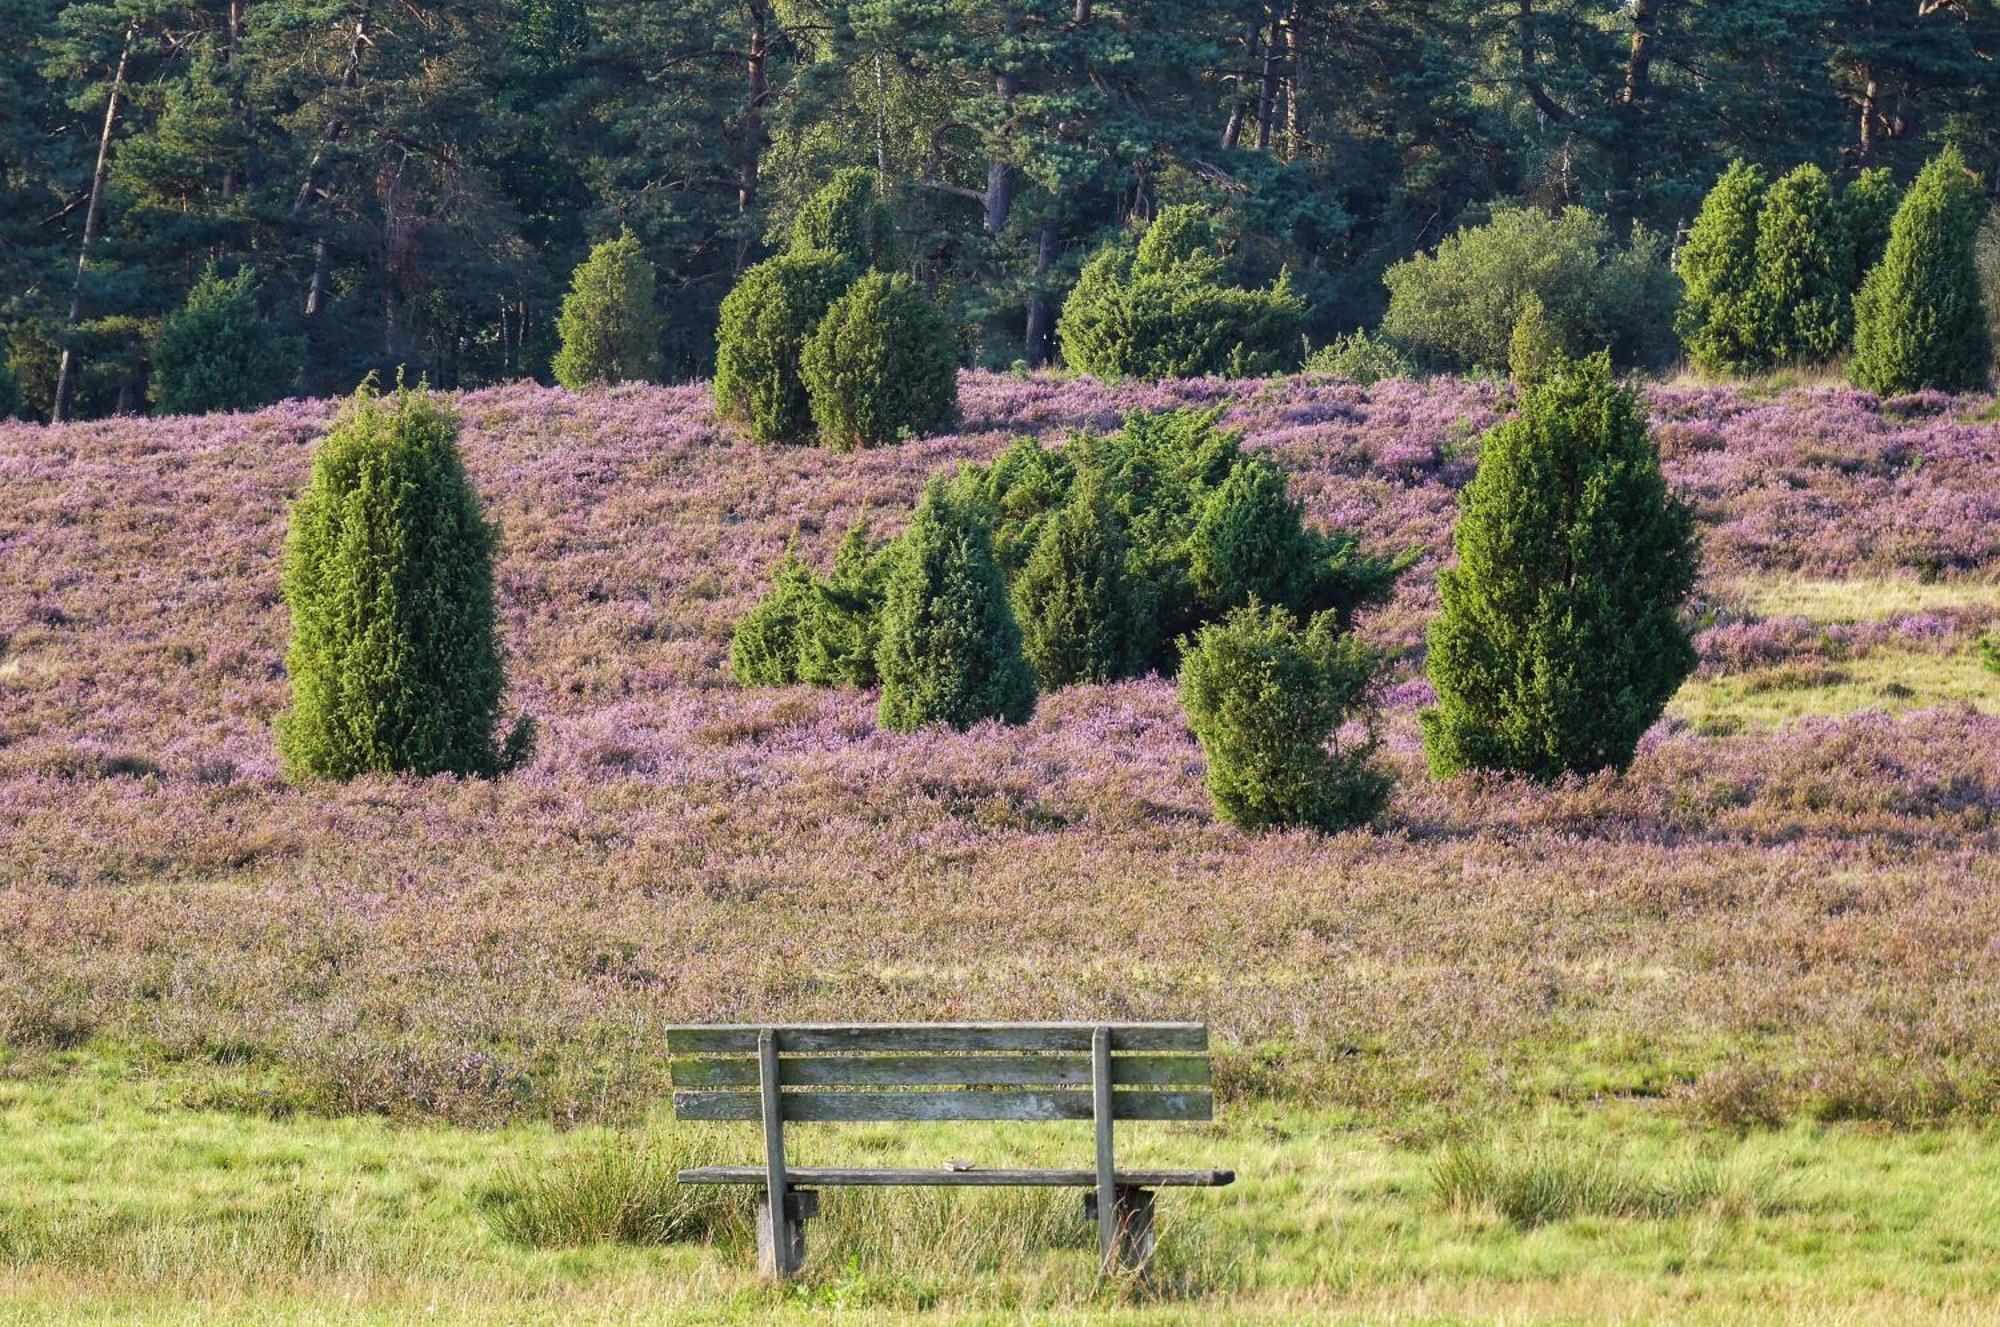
[666,1022,1233,1280]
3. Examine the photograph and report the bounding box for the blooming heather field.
[4,374,2000,1323]
[2,372,1997,1134]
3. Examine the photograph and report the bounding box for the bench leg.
[1082,1185,1157,1276]
[756,1189,818,1281]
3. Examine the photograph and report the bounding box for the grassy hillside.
[1,372,1997,1321]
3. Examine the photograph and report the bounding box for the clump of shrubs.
[1058,205,1304,380]
[1423,352,1697,781]
[1179,602,1390,833]
[1850,147,1990,396]
[278,380,532,779]
[801,272,959,450]
[716,170,959,446]
[1382,205,1678,375]
[552,228,665,389]
[150,264,301,416]
[732,407,1401,713]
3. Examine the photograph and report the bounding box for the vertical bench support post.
[755,1027,804,1280]
[1091,1024,1118,1273]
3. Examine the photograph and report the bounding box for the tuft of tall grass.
[1430,1139,1774,1228]
[485,1129,750,1249]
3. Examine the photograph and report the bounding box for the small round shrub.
[1178,601,1391,833]
[790,167,896,271]
[1676,160,1769,375]
[1384,205,1678,374]
[1305,330,1416,385]
[1750,164,1854,364]
[801,271,958,449]
[875,476,1036,732]
[278,382,528,779]
[1011,472,1144,687]
[713,249,857,444]
[1422,352,1698,781]
[149,265,301,416]
[1850,147,1990,396]
[552,228,665,389]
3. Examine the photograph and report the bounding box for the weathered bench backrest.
[668,1022,1211,1123]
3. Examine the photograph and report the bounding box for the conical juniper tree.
[1422,353,1699,781]
[278,381,529,779]
[1676,160,1768,375]
[789,167,896,272]
[1011,470,1144,688]
[1850,147,1991,396]
[1841,167,1900,285]
[149,264,302,415]
[713,249,856,443]
[552,228,665,389]
[875,475,1036,732]
[1749,164,1855,364]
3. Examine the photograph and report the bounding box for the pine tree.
[1422,353,1698,781]
[800,271,958,449]
[1850,147,1991,396]
[875,475,1036,732]
[1676,161,1768,375]
[551,229,665,389]
[1179,602,1391,833]
[1749,164,1855,364]
[149,265,301,416]
[278,382,527,780]
[1011,472,1144,688]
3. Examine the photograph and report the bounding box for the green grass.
[1725,575,2000,623]
[1671,642,1998,733]
[7,1053,2000,1324]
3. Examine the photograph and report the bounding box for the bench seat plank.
[669,1053,1210,1088]
[677,1165,1234,1188]
[673,1088,1212,1122]
[666,1024,1206,1054]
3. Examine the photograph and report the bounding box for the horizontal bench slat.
[675,1165,1234,1188]
[673,1089,1212,1123]
[665,1024,1207,1054]
[668,1053,1209,1089]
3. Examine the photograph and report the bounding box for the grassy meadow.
[1,372,1997,1323]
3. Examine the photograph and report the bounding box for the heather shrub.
[1749,164,1854,363]
[278,382,529,780]
[1383,205,1678,374]
[1058,205,1304,380]
[1010,472,1144,687]
[1506,294,1563,387]
[149,265,301,416]
[875,476,1036,732]
[1842,167,1899,281]
[552,229,664,389]
[1422,353,1699,781]
[730,522,894,687]
[801,271,959,449]
[713,249,856,443]
[790,167,896,272]
[1304,329,1416,385]
[1851,147,1990,396]
[1676,161,1768,375]
[1178,601,1390,833]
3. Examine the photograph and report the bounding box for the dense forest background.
[4,0,1999,421]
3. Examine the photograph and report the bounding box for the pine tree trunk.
[53,18,137,424]
[983,5,1021,236]
[296,1,374,320]
[734,0,771,273]
[1023,219,1058,366]
[1255,8,1281,151]
[1221,21,1260,148]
